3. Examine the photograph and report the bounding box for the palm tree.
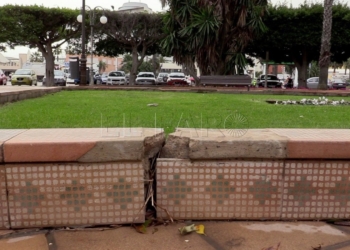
[318,0,334,89]
[161,0,268,79]
[309,61,320,77]
[53,48,62,63]
[343,58,350,76]
[30,51,44,62]
[97,60,107,74]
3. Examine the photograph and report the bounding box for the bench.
[200,75,252,91]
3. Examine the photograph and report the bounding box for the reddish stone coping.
[1,128,350,162]
[163,128,350,160]
[0,128,164,163]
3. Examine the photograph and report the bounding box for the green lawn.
[0,90,350,133]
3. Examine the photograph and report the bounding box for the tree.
[120,53,159,74]
[161,0,268,79]
[246,3,350,88]
[0,5,80,86]
[318,0,334,89]
[343,58,350,76]
[30,51,44,62]
[330,61,341,73]
[309,61,320,77]
[53,47,62,62]
[96,12,165,85]
[97,60,107,73]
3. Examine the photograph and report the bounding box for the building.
[64,54,123,74]
[0,51,32,75]
[117,2,153,13]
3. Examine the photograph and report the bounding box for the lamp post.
[77,4,107,86]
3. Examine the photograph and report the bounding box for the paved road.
[1,221,350,250]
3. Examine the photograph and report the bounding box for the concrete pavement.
[1,221,350,250]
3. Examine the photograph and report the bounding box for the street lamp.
[77,3,107,86]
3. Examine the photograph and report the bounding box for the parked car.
[167,72,188,85]
[257,74,282,88]
[106,71,126,85]
[94,72,108,84]
[135,72,156,85]
[306,77,332,89]
[42,70,66,86]
[331,78,348,89]
[186,76,195,86]
[11,69,37,86]
[0,69,7,85]
[156,73,169,84]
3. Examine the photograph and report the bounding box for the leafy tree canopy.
[161,0,268,76]
[0,5,80,86]
[245,3,350,87]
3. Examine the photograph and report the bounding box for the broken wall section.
[157,128,350,220]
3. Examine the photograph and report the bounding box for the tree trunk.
[39,43,55,87]
[295,62,308,89]
[129,47,139,85]
[292,48,309,88]
[318,0,334,90]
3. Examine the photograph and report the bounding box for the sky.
[0,0,340,58]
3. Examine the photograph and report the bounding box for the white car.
[166,72,188,85]
[42,70,66,86]
[106,71,126,85]
[156,73,169,84]
[136,72,156,85]
[306,77,332,89]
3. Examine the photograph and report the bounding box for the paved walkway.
[1,221,350,250]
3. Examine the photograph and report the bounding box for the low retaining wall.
[1,127,350,228]
[157,129,350,221]
[0,128,165,229]
[0,87,61,105]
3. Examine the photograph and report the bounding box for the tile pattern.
[6,162,145,228]
[157,160,283,220]
[0,166,9,228]
[282,161,350,219]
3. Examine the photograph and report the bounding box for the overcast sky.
[1,0,343,57]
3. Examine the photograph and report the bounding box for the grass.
[0,90,350,134]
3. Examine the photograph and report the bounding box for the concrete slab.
[163,128,288,160]
[271,129,350,159]
[51,222,350,250]
[163,128,350,160]
[0,130,27,163]
[0,234,48,250]
[3,128,165,163]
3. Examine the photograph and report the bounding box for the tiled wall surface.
[157,159,350,220]
[157,159,284,220]
[282,161,350,220]
[5,162,145,228]
[0,166,9,229]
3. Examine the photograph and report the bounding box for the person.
[282,76,293,89]
[252,77,257,87]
